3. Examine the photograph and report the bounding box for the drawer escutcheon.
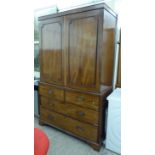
[76,111,85,116]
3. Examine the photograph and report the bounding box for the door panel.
[40,17,64,85]
[65,10,101,91]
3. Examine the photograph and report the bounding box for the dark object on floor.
[34,128,49,155]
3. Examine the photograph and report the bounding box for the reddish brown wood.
[40,107,98,142]
[38,3,117,151]
[40,96,99,126]
[65,90,100,111]
[39,17,65,86]
[100,10,116,86]
[65,10,100,92]
[116,31,121,88]
[89,143,101,151]
[39,83,64,101]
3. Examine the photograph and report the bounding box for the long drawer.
[40,96,99,126]
[40,107,98,142]
[39,83,64,101]
[66,91,100,111]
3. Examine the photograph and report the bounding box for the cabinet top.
[38,3,117,21]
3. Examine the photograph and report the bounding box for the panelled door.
[65,10,102,92]
[39,17,64,86]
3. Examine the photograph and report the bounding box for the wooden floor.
[34,117,118,155]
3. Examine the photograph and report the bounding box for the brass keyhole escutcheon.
[77,111,85,116]
[48,115,54,120]
[76,126,84,132]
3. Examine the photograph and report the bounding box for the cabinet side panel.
[101,10,116,85]
[116,32,121,88]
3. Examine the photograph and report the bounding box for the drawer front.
[40,96,99,126]
[39,83,64,101]
[66,91,100,110]
[40,107,98,142]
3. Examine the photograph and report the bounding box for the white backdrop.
[34,0,121,14]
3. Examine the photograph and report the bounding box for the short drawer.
[65,91,100,110]
[40,96,99,126]
[39,83,64,101]
[40,107,98,142]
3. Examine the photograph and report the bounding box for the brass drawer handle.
[48,115,55,120]
[77,96,85,101]
[48,90,52,94]
[76,126,84,132]
[92,101,96,105]
[49,101,55,107]
[77,111,85,116]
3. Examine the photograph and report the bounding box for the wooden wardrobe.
[38,3,117,151]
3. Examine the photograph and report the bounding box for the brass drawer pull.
[48,115,55,120]
[48,90,52,94]
[77,96,85,101]
[49,102,55,107]
[76,126,84,132]
[77,111,85,116]
[92,101,96,105]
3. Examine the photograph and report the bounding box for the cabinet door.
[65,10,101,91]
[39,17,64,85]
